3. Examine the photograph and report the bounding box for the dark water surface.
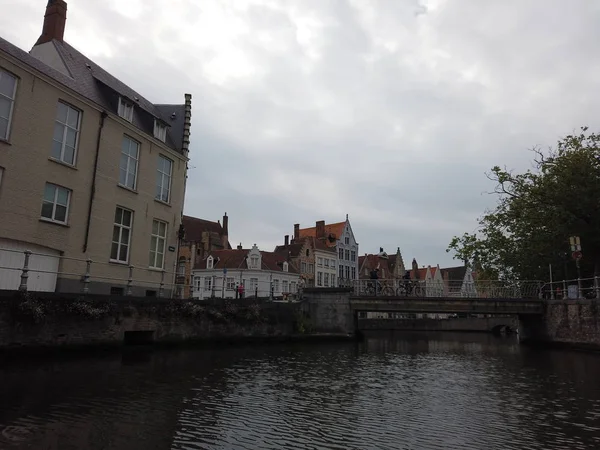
[1,333,600,450]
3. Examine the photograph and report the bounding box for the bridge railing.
[352,279,545,299]
[540,277,600,300]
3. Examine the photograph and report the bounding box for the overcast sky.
[3,0,600,268]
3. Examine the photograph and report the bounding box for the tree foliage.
[447,127,600,281]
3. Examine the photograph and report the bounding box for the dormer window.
[250,256,259,269]
[154,119,167,142]
[118,97,134,122]
[206,256,214,269]
[283,262,288,272]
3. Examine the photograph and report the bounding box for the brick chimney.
[36,0,68,45]
[284,235,289,246]
[237,243,242,250]
[294,224,300,240]
[221,212,229,248]
[315,220,325,239]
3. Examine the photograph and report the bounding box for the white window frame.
[250,278,258,292]
[273,279,279,293]
[226,277,235,290]
[118,97,134,122]
[52,101,81,165]
[111,206,133,263]
[250,256,259,269]
[194,277,201,292]
[282,280,289,293]
[40,183,71,224]
[156,155,173,203]
[207,256,214,269]
[324,273,330,287]
[120,135,139,190]
[154,119,167,142]
[283,261,288,272]
[317,257,323,267]
[290,281,297,293]
[338,248,343,259]
[0,69,17,141]
[317,272,323,286]
[204,277,212,292]
[149,219,167,269]
[331,275,336,287]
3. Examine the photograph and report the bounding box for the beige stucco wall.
[0,51,187,294]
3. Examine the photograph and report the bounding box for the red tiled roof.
[299,221,346,242]
[182,215,230,249]
[197,249,299,273]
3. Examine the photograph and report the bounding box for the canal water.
[1,332,600,450]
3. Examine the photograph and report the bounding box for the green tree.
[447,127,600,281]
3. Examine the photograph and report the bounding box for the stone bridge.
[301,288,600,349]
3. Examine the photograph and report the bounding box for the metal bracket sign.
[569,236,582,252]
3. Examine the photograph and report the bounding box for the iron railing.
[352,278,546,299]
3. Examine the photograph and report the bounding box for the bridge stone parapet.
[302,289,600,350]
[358,317,519,333]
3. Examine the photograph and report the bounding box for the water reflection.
[0,334,599,449]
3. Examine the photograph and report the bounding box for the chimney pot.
[36,0,68,45]
[284,235,289,246]
[294,224,300,240]
[316,220,325,239]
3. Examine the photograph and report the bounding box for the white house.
[191,244,300,299]
[315,244,337,287]
[295,215,359,287]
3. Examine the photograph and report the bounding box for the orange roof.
[299,221,346,241]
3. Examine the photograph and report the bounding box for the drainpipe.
[83,111,108,253]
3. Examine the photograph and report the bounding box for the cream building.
[0,0,192,296]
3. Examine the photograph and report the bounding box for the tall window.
[338,265,344,279]
[331,275,336,287]
[154,119,167,142]
[351,250,356,262]
[301,261,307,273]
[0,70,17,141]
[194,277,201,292]
[345,266,350,280]
[273,279,279,293]
[149,219,167,269]
[41,183,70,224]
[52,102,80,165]
[111,207,133,263]
[204,277,212,291]
[345,236,350,245]
[250,256,259,269]
[324,273,330,287]
[317,272,323,286]
[156,155,172,202]
[338,248,343,259]
[120,136,139,190]
[317,257,323,267]
[206,256,214,269]
[345,250,350,260]
[351,267,356,279]
[118,97,134,122]
[290,281,297,292]
[250,278,258,292]
[282,280,288,292]
[226,277,235,290]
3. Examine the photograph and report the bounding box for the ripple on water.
[1,337,600,450]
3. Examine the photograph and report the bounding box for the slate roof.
[0,36,187,154]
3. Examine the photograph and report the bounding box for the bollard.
[126,265,134,296]
[82,258,92,295]
[158,270,165,298]
[19,250,32,292]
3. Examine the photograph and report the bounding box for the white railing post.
[158,270,165,298]
[82,258,92,294]
[126,265,134,296]
[18,250,32,292]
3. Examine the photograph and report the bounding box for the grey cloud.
[6,0,600,267]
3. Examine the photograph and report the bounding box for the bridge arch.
[490,324,516,335]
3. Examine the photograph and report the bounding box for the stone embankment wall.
[0,292,304,352]
[539,300,600,349]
